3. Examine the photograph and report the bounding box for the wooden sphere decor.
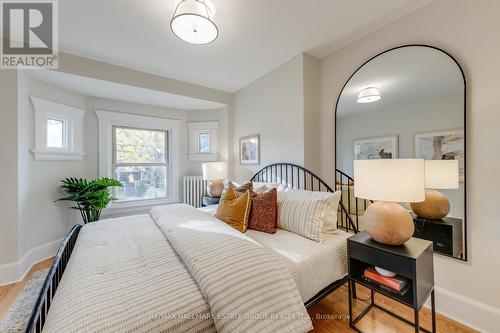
[410,189,450,220]
[363,201,415,246]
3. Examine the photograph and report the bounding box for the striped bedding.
[42,205,312,333]
[150,204,312,333]
[42,214,216,333]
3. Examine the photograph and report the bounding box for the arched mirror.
[335,45,466,261]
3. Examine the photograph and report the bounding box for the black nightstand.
[347,231,435,333]
[202,196,220,207]
[412,213,463,258]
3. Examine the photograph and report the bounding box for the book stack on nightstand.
[348,231,436,333]
[362,267,410,297]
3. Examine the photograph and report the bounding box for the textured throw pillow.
[248,188,278,234]
[277,189,342,241]
[216,187,252,232]
[222,180,253,197]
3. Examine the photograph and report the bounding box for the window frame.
[112,125,170,203]
[30,96,86,160]
[187,121,219,161]
[96,110,180,215]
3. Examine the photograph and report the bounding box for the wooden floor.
[0,257,53,319]
[0,259,476,333]
[307,284,477,333]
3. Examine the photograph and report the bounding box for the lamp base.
[364,201,415,246]
[207,180,224,197]
[410,189,450,220]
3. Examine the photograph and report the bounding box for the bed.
[26,163,358,333]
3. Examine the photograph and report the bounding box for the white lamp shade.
[202,162,227,180]
[357,87,381,103]
[354,159,425,202]
[170,0,218,44]
[424,160,459,189]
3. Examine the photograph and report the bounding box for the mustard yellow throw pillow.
[216,187,252,232]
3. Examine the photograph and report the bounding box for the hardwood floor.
[307,284,477,333]
[0,259,476,333]
[0,257,53,319]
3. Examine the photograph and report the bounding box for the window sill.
[31,149,86,161]
[102,198,178,218]
[187,153,218,162]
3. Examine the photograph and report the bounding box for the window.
[198,132,210,153]
[31,96,85,160]
[96,110,181,211]
[112,127,168,201]
[187,121,218,161]
[47,118,66,148]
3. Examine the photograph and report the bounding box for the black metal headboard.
[250,163,358,233]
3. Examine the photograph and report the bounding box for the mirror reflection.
[336,45,466,260]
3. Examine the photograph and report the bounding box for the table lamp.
[354,159,425,246]
[202,162,227,197]
[410,160,459,220]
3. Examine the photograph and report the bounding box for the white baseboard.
[0,238,63,286]
[424,286,500,333]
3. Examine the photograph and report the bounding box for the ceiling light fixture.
[357,87,382,103]
[170,0,218,44]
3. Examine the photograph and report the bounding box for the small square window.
[47,118,65,148]
[199,133,210,153]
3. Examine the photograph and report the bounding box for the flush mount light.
[357,87,382,103]
[170,0,218,44]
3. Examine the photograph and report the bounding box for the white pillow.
[253,182,288,194]
[277,189,342,241]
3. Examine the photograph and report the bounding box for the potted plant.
[56,177,123,223]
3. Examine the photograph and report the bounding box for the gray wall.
[0,69,19,265]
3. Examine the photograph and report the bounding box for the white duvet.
[42,204,312,333]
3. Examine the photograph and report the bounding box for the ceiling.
[28,70,226,110]
[337,46,464,117]
[58,0,433,92]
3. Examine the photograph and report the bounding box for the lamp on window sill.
[410,160,459,220]
[202,162,227,197]
[354,159,425,246]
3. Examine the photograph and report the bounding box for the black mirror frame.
[334,44,467,261]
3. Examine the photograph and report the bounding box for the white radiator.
[183,176,208,207]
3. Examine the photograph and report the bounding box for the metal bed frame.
[26,224,82,333]
[26,162,359,332]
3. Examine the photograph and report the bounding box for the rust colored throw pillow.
[248,188,278,234]
[216,187,252,232]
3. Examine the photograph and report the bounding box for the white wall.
[18,75,87,256]
[320,0,500,330]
